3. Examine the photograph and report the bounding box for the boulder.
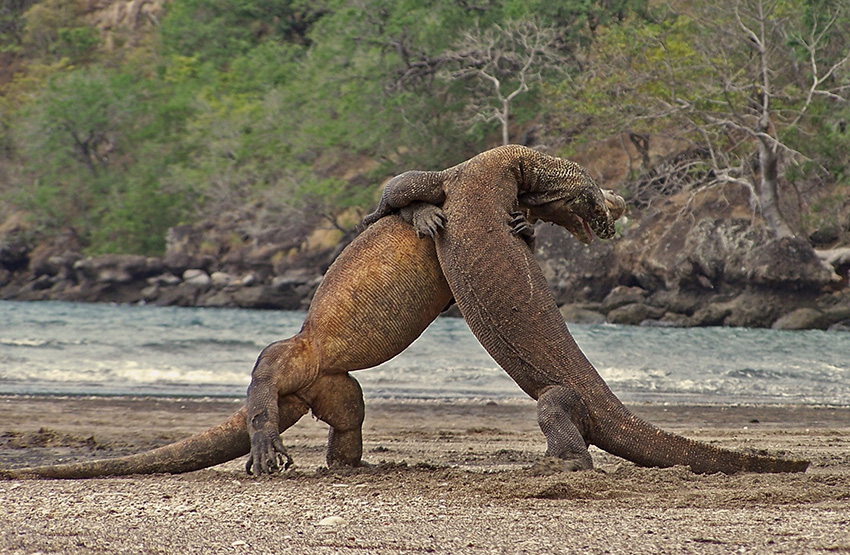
[720,290,797,328]
[606,302,665,325]
[601,286,648,313]
[535,224,620,304]
[829,320,850,332]
[771,308,831,330]
[74,255,165,284]
[0,239,29,271]
[182,269,211,287]
[210,271,233,288]
[559,304,607,325]
[673,218,765,288]
[746,236,839,290]
[231,285,304,310]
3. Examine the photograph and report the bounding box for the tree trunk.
[757,137,794,237]
[501,99,510,145]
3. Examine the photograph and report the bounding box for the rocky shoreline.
[2,184,849,330]
[2,232,849,331]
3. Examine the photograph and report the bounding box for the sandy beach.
[1,395,849,554]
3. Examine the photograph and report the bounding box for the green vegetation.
[0,0,847,255]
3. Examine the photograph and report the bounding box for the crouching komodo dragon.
[0,152,623,480]
[0,146,807,479]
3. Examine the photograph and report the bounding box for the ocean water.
[1,300,848,405]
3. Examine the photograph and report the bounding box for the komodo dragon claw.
[246,434,293,475]
[399,201,446,238]
[509,210,535,247]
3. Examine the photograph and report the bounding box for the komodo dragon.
[0,172,622,479]
[1,146,807,478]
[359,145,808,474]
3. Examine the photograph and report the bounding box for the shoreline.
[1,396,849,553]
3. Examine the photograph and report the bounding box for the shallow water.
[1,301,848,404]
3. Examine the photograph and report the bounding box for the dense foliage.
[0,0,846,254]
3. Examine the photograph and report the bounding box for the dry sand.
[1,395,849,554]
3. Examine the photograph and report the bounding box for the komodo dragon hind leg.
[536,385,594,471]
[307,373,366,468]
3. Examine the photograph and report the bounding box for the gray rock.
[746,236,839,290]
[148,273,182,286]
[210,271,233,288]
[606,303,665,325]
[231,285,302,310]
[771,308,831,330]
[828,319,850,332]
[182,269,211,287]
[535,224,620,304]
[0,239,29,271]
[559,304,607,325]
[74,255,165,284]
[601,286,648,313]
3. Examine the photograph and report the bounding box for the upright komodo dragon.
[1,146,807,479]
[360,145,808,474]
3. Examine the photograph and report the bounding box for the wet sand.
[1,395,849,554]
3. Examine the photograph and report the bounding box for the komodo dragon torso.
[1,146,807,479]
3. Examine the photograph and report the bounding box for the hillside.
[1,0,849,328]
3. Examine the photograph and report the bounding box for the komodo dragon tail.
[588,397,809,474]
[1,408,249,479]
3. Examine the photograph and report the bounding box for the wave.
[140,338,263,352]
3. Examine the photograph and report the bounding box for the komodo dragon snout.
[527,187,625,245]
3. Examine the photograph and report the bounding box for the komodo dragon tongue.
[579,219,594,244]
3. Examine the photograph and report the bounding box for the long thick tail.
[589,399,809,474]
[1,407,250,479]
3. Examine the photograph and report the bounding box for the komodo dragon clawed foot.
[399,201,446,238]
[245,422,292,475]
[535,385,594,472]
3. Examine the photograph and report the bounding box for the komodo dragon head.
[524,187,625,245]
[518,159,624,244]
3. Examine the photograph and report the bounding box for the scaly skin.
[0,150,622,479]
[0,146,806,478]
[363,145,808,474]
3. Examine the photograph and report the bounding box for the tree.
[13,68,191,253]
[439,19,566,145]
[556,0,850,237]
[21,0,100,63]
[0,0,37,52]
[679,0,849,237]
